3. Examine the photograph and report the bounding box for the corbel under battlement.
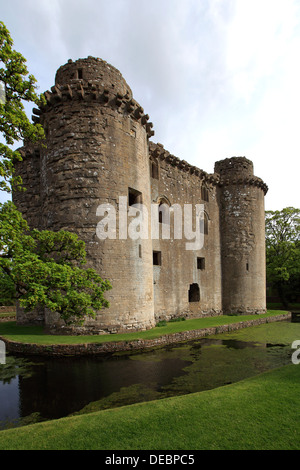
[32,81,155,139]
[149,142,268,194]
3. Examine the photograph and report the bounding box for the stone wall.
[1,313,291,356]
[149,142,222,321]
[14,57,156,334]
[13,57,268,334]
[215,157,268,314]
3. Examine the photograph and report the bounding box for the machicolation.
[13,56,268,334]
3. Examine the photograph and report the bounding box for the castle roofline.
[55,56,133,98]
[32,81,155,140]
[149,141,220,185]
[149,143,268,194]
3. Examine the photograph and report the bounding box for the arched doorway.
[189,283,200,302]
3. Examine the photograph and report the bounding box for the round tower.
[29,57,156,333]
[215,157,268,315]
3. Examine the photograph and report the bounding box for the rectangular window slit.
[197,257,205,270]
[153,251,161,266]
[128,187,143,206]
[150,161,159,179]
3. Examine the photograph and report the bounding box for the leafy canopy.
[0,202,111,324]
[265,207,300,305]
[0,21,44,192]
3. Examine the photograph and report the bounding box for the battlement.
[55,57,133,98]
[15,56,268,333]
[149,142,220,185]
[214,157,268,194]
[214,156,253,177]
[32,57,155,139]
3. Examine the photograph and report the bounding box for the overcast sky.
[1,0,300,211]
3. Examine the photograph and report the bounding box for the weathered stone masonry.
[2,314,290,357]
[13,57,268,334]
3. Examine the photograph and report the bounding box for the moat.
[0,319,299,429]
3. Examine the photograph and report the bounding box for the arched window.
[189,283,200,302]
[156,196,171,224]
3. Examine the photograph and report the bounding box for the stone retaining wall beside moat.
[0,313,291,357]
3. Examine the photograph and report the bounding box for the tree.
[0,22,111,325]
[0,202,111,324]
[0,270,15,306]
[0,21,44,192]
[265,207,300,307]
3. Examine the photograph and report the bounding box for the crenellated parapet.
[215,156,267,315]
[218,175,268,194]
[149,141,221,185]
[13,55,268,332]
[214,157,268,194]
[32,57,155,139]
[149,145,268,193]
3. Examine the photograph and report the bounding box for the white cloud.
[0,0,299,210]
[225,0,300,102]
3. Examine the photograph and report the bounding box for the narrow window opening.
[159,209,163,224]
[246,262,249,271]
[77,68,83,79]
[200,213,208,235]
[201,186,209,202]
[151,160,159,179]
[158,202,169,224]
[128,187,143,206]
[153,251,161,266]
[157,198,171,225]
[197,257,205,270]
[139,244,142,258]
[189,283,200,302]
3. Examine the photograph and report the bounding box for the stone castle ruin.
[14,57,268,334]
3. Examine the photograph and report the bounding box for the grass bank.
[0,310,289,345]
[0,363,299,450]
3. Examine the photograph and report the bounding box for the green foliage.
[0,21,45,192]
[0,271,15,305]
[156,320,167,327]
[156,317,186,327]
[265,207,300,306]
[0,202,112,325]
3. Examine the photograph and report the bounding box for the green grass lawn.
[0,310,289,345]
[0,363,299,450]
